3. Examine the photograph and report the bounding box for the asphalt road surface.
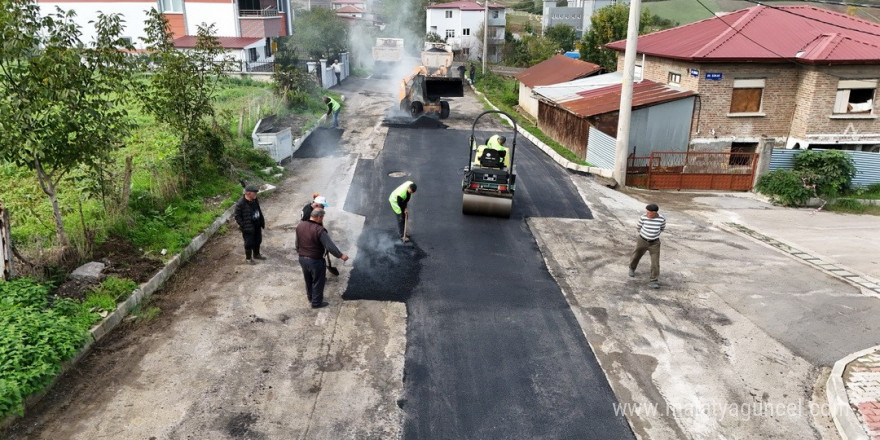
[341,125,634,439]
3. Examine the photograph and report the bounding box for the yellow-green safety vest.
[389,180,413,214]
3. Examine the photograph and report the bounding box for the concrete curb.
[468,83,613,178]
[827,345,880,440]
[715,222,880,299]
[0,159,290,430]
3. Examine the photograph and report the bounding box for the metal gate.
[627,151,758,191]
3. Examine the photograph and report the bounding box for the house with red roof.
[606,5,880,156]
[37,0,292,72]
[515,54,602,120]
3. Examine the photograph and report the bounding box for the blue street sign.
[705,72,723,80]
[689,69,699,77]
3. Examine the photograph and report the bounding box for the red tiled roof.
[556,80,695,118]
[335,5,363,13]
[427,1,504,10]
[515,54,601,88]
[606,5,880,65]
[173,36,261,49]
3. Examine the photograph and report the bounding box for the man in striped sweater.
[629,204,666,289]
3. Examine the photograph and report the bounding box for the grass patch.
[643,0,717,24]
[824,199,880,215]
[0,278,104,417]
[130,302,161,322]
[474,70,591,166]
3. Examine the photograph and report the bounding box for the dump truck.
[372,38,404,77]
[397,42,464,119]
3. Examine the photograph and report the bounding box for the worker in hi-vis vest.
[389,180,417,242]
[472,134,509,168]
[323,96,341,128]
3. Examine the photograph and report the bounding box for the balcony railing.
[240,7,279,17]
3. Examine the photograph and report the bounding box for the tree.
[141,9,230,178]
[0,0,134,248]
[544,24,577,52]
[292,8,348,59]
[580,4,650,71]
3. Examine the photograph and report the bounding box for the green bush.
[90,276,138,303]
[755,169,814,207]
[0,279,99,417]
[793,150,856,197]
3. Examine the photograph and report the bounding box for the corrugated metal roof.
[514,54,601,88]
[606,5,880,65]
[554,79,696,118]
[533,71,623,101]
[427,1,503,10]
[173,36,261,49]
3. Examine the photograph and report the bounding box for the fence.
[769,149,880,187]
[627,151,758,191]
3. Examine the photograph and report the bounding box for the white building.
[425,1,505,62]
[37,0,293,71]
[542,0,625,37]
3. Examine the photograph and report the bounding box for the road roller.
[462,110,517,218]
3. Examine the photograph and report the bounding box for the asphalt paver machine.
[461,110,517,218]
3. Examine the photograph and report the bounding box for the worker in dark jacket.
[234,185,266,264]
[388,180,417,242]
[295,208,349,309]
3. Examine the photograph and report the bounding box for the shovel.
[326,253,339,276]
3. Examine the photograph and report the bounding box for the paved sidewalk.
[843,350,880,439]
[625,190,880,439]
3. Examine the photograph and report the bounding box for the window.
[265,38,272,57]
[248,48,258,62]
[159,0,182,12]
[634,64,642,81]
[729,142,757,166]
[446,29,455,38]
[668,72,681,86]
[462,28,470,36]
[492,10,499,18]
[730,78,764,114]
[461,47,470,57]
[834,79,876,114]
[430,26,437,32]
[445,10,452,18]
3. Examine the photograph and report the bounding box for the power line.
[740,0,880,38]
[692,0,805,64]
[788,0,880,9]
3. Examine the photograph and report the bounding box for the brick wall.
[789,66,880,147]
[616,53,880,151]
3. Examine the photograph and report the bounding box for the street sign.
[705,72,723,80]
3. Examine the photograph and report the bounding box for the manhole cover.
[388,171,410,177]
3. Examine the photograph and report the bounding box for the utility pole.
[612,0,642,188]
[482,0,488,73]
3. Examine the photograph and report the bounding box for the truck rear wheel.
[440,101,450,119]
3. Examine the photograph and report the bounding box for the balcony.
[240,7,279,17]
[239,7,284,38]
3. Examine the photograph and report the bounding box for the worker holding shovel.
[389,181,417,243]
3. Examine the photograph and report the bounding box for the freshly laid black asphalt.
[341,125,634,439]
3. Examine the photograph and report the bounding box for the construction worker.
[323,96,341,128]
[473,134,509,168]
[389,181,417,242]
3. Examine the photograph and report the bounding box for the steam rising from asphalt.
[341,227,424,302]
